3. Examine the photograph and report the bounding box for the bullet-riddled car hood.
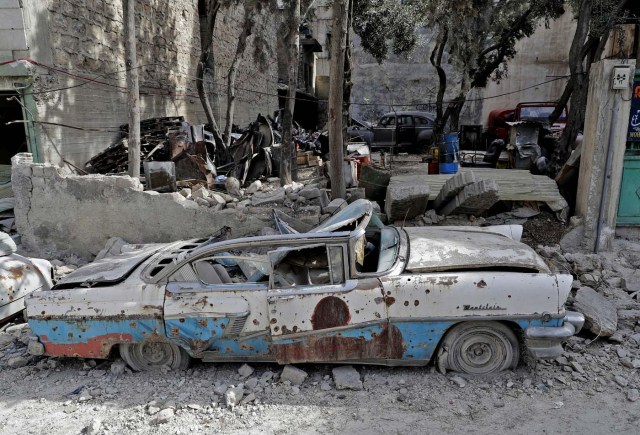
[404,226,549,273]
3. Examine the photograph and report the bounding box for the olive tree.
[424,0,565,134]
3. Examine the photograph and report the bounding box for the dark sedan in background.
[348,111,435,152]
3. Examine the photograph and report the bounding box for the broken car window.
[270,245,345,288]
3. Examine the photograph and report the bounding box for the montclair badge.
[463,304,506,311]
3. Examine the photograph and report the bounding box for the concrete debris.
[439,179,499,216]
[246,180,262,195]
[450,375,467,388]
[238,363,254,378]
[332,366,363,391]
[614,375,628,387]
[433,171,478,211]
[280,365,308,386]
[225,386,244,408]
[151,408,175,425]
[110,360,127,376]
[83,418,102,435]
[573,286,618,337]
[628,389,640,402]
[7,355,28,368]
[251,188,286,206]
[384,182,430,222]
[225,177,241,196]
[323,198,347,214]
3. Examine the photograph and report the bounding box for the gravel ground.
[1,333,639,435]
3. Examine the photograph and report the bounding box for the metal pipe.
[594,91,620,253]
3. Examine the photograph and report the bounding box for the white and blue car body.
[25,200,584,374]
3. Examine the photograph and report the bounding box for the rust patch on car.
[42,333,133,358]
[272,324,405,364]
[476,280,487,288]
[7,265,27,280]
[404,301,409,307]
[311,296,350,330]
[253,319,260,325]
[414,300,419,306]
[384,296,396,306]
[187,338,210,354]
[198,319,208,327]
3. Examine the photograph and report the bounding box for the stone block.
[439,179,499,216]
[280,365,307,385]
[385,182,429,222]
[324,198,347,214]
[225,177,241,196]
[299,186,321,200]
[434,171,478,211]
[251,188,286,206]
[332,365,363,390]
[573,286,617,337]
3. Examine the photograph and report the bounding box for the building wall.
[11,153,275,259]
[1,0,278,167]
[479,12,576,124]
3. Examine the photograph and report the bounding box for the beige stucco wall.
[478,12,576,124]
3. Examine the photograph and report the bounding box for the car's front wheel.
[120,341,190,371]
[438,321,519,374]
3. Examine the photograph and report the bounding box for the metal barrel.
[437,133,460,174]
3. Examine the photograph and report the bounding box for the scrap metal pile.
[84,115,289,189]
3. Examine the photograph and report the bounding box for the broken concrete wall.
[11,0,278,167]
[12,154,273,259]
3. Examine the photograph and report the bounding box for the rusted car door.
[372,115,396,147]
[266,243,400,364]
[396,115,415,146]
[163,248,273,358]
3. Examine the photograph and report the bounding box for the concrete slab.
[385,181,429,222]
[439,179,499,216]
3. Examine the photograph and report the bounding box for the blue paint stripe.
[29,318,164,344]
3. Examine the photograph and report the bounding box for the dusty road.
[1,328,638,435]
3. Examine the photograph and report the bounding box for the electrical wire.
[1,58,575,108]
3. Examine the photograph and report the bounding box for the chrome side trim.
[388,314,564,323]
[270,319,387,342]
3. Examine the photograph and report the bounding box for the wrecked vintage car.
[25,200,583,374]
[0,232,53,324]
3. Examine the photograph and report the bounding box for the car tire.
[416,140,430,154]
[120,341,191,372]
[438,321,519,375]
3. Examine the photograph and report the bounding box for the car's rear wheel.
[438,321,519,375]
[120,341,190,371]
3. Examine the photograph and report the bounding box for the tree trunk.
[280,0,300,186]
[223,6,256,148]
[430,27,449,136]
[549,0,592,175]
[197,0,224,150]
[342,0,353,146]
[123,0,140,178]
[329,0,349,199]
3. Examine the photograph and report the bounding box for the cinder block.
[440,179,499,216]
